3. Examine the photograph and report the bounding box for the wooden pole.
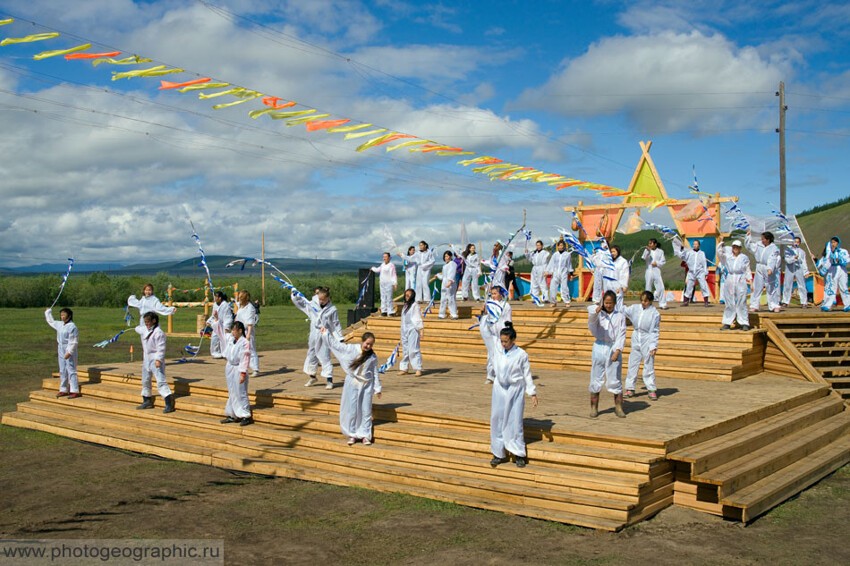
[261,231,266,306]
[778,82,787,274]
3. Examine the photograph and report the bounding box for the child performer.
[486,242,508,290]
[604,245,630,311]
[587,291,626,418]
[782,237,809,308]
[746,230,781,313]
[813,236,850,312]
[401,246,418,291]
[236,290,260,376]
[293,286,342,389]
[134,312,175,413]
[210,314,253,426]
[413,241,436,303]
[461,243,481,301]
[371,252,398,316]
[642,238,667,309]
[45,307,80,398]
[480,321,538,468]
[718,240,752,331]
[481,285,513,384]
[209,291,234,358]
[127,283,177,317]
[324,330,382,445]
[623,291,661,400]
[398,289,424,376]
[438,250,459,319]
[546,239,573,307]
[526,240,550,304]
[673,238,711,307]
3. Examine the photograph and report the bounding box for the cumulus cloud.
[514,30,791,133]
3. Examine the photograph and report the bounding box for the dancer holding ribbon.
[813,237,850,312]
[45,307,80,399]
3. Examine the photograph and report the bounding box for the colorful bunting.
[65,51,121,60]
[159,77,211,90]
[33,43,91,60]
[0,32,59,46]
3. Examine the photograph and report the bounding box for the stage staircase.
[355,306,765,382]
[1,369,673,532]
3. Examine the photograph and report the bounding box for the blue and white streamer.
[49,258,74,309]
[93,328,129,348]
[377,342,400,374]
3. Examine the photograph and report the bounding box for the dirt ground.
[2,424,849,566]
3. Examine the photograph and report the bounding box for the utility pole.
[261,231,266,306]
[777,81,787,214]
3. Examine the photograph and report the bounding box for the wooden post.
[167,283,173,334]
[261,231,266,306]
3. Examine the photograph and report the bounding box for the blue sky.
[1,0,848,267]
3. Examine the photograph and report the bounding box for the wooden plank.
[761,319,829,386]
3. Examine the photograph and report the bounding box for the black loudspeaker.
[347,307,373,326]
[356,268,376,310]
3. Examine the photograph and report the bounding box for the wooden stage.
[4,303,850,531]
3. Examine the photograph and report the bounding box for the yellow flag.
[112,65,184,81]
[1,32,60,46]
[178,82,230,93]
[343,128,387,140]
[92,55,152,67]
[286,113,331,126]
[33,43,91,60]
[0,18,14,26]
[326,123,373,133]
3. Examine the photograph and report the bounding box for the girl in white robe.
[45,307,80,398]
[545,240,573,306]
[461,243,481,301]
[746,231,781,312]
[673,238,712,306]
[718,240,752,330]
[642,239,667,309]
[398,289,424,376]
[236,290,260,376]
[480,321,538,468]
[481,285,513,384]
[413,241,436,303]
[208,291,234,358]
[211,317,253,426]
[127,283,177,318]
[525,240,551,304]
[587,290,626,418]
[371,252,398,316]
[438,251,459,319]
[623,292,661,400]
[325,331,382,445]
[401,246,418,291]
[292,286,342,389]
[782,237,809,307]
[813,236,850,311]
[134,312,175,413]
[603,245,630,311]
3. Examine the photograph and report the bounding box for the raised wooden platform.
[4,333,849,530]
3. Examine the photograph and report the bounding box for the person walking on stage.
[210,314,253,426]
[438,250,459,319]
[813,236,850,312]
[746,230,781,313]
[782,237,810,308]
[371,252,398,316]
[413,241,436,303]
[293,286,342,389]
[481,285,513,384]
[526,239,550,304]
[45,307,80,399]
[235,290,260,377]
[398,289,424,376]
[673,238,711,307]
[208,291,234,358]
[587,290,626,418]
[480,320,538,468]
[603,245,630,311]
[623,291,661,401]
[400,246,418,291]
[461,243,481,301]
[134,312,175,413]
[718,240,752,331]
[642,238,667,309]
[546,239,573,307]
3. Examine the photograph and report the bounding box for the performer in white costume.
[481,286,513,384]
[545,240,573,306]
[590,241,608,304]
[718,240,752,331]
[293,286,342,389]
[398,289,424,376]
[485,242,509,291]
[587,291,626,418]
[526,240,550,304]
[461,243,481,301]
[480,320,538,468]
[325,330,382,445]
[134,312,175,413]
[413,241,436,303]
[813,236,850,312]
[746,230,781,312]
[437,250,459,319]
[127,283,176,318]
[602,245,630,311]
[673,238,712,307]
[642,238,667,309]
[371,252,398,316]
[235,290,260,376]
[781,237,809,308]
[45,307,80,398]
[210,316,253,426]
[208,291,234,358]
[623,292,661,400]
[401,246,418,291]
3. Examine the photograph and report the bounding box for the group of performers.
[42,230,850,470]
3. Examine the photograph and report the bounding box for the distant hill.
[0,256,368,276]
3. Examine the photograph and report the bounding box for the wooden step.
[722,434,850,522]
[692,411,850,497]
[668,395,845,474]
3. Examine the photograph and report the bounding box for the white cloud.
[515,30,791,133]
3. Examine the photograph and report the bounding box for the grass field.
[1,306,850,565]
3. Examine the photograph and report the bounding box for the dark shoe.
[490,455,509,467]
[163,394,176,414]
[682,297,690,307]
[136,396,154,410]
[515,456,527,468]
[67,393,82,399]
[704,298,710,307]
[720,324,731,330]
[239,417,254,426]
[648,391,658,401]
[220,416,238,424]
[590,393,599,418]
[741,325,750,331]
[56,391,70,398]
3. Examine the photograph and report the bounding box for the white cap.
[731,240,742,247]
